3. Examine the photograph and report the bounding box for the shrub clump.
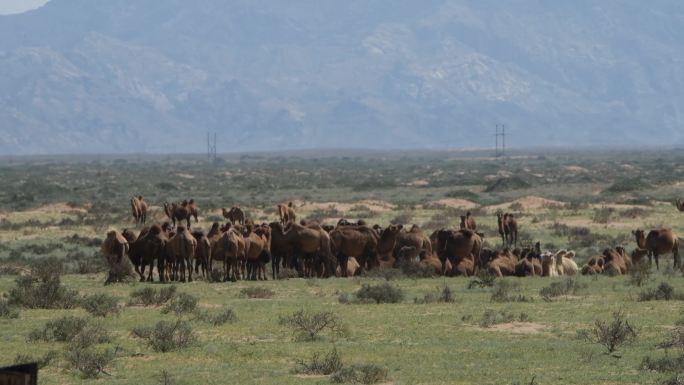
[279,309,348,342]
[414,285,456,304]
[294,347,343,375]
[0,299,20,319]
[194,308,237,326]
[479,309,530,328]
[81,293,120,317]
[27,316,92,343]
[629,261,652,287]
[161,293,199,317]
[467,270,496,289]
[132,319,196,352]
[129,285,177,307]
[8,258,79,309]
[330,364,388,384]
[14,350,58,369]
[577,310,638,353]
[491,280,532,303]
[540,278,587,301]
[240,286,275,299]
[355,283,404,304]
[639,282,684,301]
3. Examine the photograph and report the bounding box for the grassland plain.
[1,149,684,384]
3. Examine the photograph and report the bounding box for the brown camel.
[277,202,297,225]
[134,224,169,282]
[676,198,684,212]
[269,222,334,278]
[459,212,477,230]
[581,255,605,275]
[210,224,245,281]
[243,225,271,280]
[164,202,192,229]
[167,225,197,282]
[191,230,211,279]
[222,206,245,225]
[487,249,519,277]
[101,230,130,284]
[434,229,481,276]
[130,196,147,225]
[329,224,379,277]
[633,228,680,269]
[497,212,518,247]
[601,247,630,275]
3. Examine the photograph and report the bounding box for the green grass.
[0,273,682,384]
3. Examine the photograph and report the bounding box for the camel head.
[459,216,467,228]
[677,198,684,212]
[632,229,647,249]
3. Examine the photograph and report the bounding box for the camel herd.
[102,196,682,283]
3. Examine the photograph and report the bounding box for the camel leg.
[187,257,193,282]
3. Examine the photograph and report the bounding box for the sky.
[0,0,49,15]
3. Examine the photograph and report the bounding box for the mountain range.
[1,0,684,154]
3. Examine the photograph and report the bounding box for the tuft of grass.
[161,293,199,317]
[0,298,20,319]
[355,283,404,304]
[14,350,58,369]
[414,285,456,304]
[639,282,684,301]
[240,286,275,299]
[294,347,343,375]
[132,319,196,352]
[491,280,532,303]
[629,262,652,287]
[540,278,587,301]
[468,270,496,289]
[7,258,79,309]
[194,308,237,326]
[479,309,530,328]
[129,286,177,307]
[81,293,120,317]
[330,364,388,384]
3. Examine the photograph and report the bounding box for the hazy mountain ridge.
[1,0,683,154]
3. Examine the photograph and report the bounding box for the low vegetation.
[578,310,638,354]
[279,309,348,342]
[132,319,196,352]
[81,293,120,317]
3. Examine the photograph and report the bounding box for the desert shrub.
[28,316,90,342]
[361,267,405,281]
[414,285,455,304]
[639,282,684,301]
[81,293,120,317]
[294,347,343,375]
[65,345,116,378]
[491,280,531,303]
[468,270,496,289]
[195,308,237,326]
[540,279,587,301]
[485,177,531,192]
[479,309,530,328]
[641,355,684,373]
[133,320,196,352]
[605,178,648,193]
[208,268,223,283]
[129,285,177,306]
[68,323,112,350]
[14,350,58,369]
[0,299,19,319]
[279,309,348,342]
[161,293,199,317]
[444,189,479,200]
[397,260,436,278]
[277,268,299,279]
[630,262,652,287]
[7,258,79,309]
[619,207,650,219]
[240,286,275,299]
[330,364,388,384]
[578,310,638,353]
[104,255,136,284]
[356,283,404,304]
[592,207,614,224]
[157,370,178,385]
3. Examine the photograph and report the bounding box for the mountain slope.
[1,0,684,154]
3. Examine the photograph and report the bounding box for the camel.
[602,247,630,275]
[487,249,519,277]
[243,225,272,280]
[269,222,335,278]
[459,212,477,231]
[497,212,518,247]
[329,224,379,276]
[130,196,147,226]
[101,230,130,284]
[434,229,481,276]
[167,226,197,282]
[191,230,211,279]
[222,206,245,225]
[277,202,296,225]
[376,224,431,262]
[555,250,578,276]
[210,224,245,281]
[581,255,605,275]
[336,257,361,277]
[541,252,558,277]
[633,228,680,269]
[676,198,684,212]
[164,202,192,229]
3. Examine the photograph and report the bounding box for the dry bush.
[294,347,343,375]
[279,309,348,342]
[578,310,638,353]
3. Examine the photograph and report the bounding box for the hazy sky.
[0,0,50,15]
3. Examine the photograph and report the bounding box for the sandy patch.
[564,165,588,173]
[589,203,651,210]
[488,196,565,211]
[406,179,429,186]
[176,173,195,179]
[295,200,396,213]
[483,322,547,334]
[421,199,479,210]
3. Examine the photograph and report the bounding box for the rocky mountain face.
[1,0,683,154]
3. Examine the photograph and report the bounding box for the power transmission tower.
[494,124,508,159]
[207,132,217,163]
